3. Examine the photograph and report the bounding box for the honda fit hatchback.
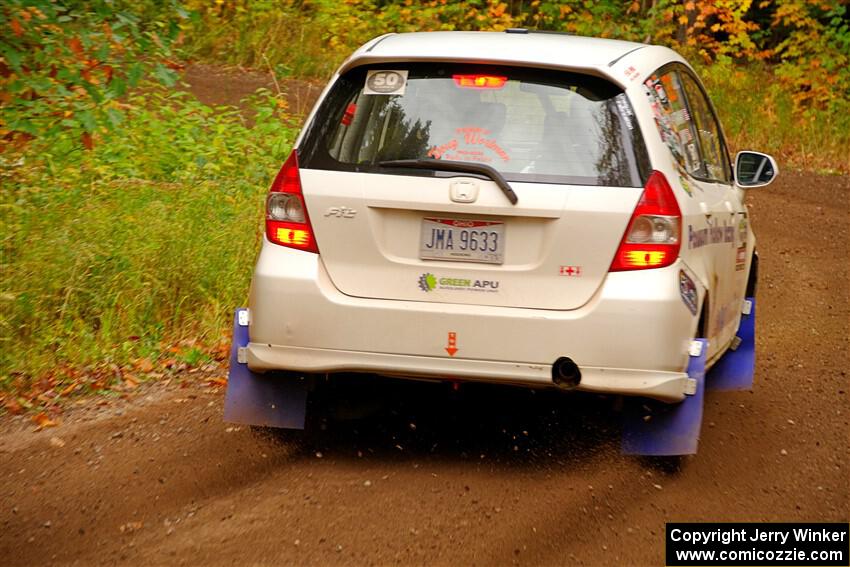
[243,30,777,406]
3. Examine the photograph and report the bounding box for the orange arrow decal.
[445,332,458,357]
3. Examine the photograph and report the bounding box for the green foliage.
[771,1,850,113]
[698,59,850,174]
[0,0,186,147]
[1,86,298,381]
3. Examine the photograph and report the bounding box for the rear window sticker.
[648,103,685,164]
[653,82,669,106]
[363,70,409,95]
[686,142,700,171]
[661,74,678,102]
[427,139,458,160]
[679,270,698,315]
[427,127,510,163]
[673,108,691,125]
[615,94,634,130]
[649,100,661,118]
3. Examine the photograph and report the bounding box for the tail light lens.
[266,150,319,253]
[610,170,681,271]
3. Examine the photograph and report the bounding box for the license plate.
[419,218,504,264]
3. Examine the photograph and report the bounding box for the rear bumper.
[247,239,702,402]
[246,344,693,402]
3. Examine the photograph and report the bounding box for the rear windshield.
[299,63,650,187]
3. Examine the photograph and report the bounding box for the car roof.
[339,31,677,85]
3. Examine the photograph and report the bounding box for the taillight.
[452,74,508,89]
[609,170,681,271]
[266,150,319,253]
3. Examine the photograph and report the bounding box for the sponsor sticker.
[679,270,698,315]
[645,79,687,168]
[615,94,635,130]
[686,142,700,171]
[654,82,669,106]
[418,272,500,293]
[736,246,747,271]
[735,216,749,270]
[737,216,748,244]
[688,223,735,249]
[363,70,408,95]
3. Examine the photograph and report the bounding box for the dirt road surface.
[2,69,848,566]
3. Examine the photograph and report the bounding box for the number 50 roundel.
[364,70,409,95]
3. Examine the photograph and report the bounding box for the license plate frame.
[419,217,505,264]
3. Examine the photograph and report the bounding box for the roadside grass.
[1,86,298,407]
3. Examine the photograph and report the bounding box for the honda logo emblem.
[449,180,479,203]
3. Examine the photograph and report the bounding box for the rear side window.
[299,63,650,187]
[644,70,707,178]
[678,72,731,183]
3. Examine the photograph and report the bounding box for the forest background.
[1,0,848,414]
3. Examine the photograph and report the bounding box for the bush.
[698,58,850,174]
[0,0,188,149]
[1,87,298,385]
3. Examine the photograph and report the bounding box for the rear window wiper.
[378,159,518,205]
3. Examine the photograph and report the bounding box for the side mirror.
[735,151,778,189]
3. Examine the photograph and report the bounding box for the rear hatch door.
[298,63,650,310]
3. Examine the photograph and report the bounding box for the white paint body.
[247,32,758,403]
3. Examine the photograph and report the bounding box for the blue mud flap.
[706,297,756,391]
[223,308,307,429]
[621,338,707,456]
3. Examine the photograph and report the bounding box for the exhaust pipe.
[552,357,581,389]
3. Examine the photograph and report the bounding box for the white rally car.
[243,30,777,409]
